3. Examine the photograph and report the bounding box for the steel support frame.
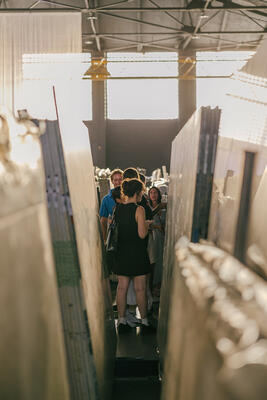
[82,31,267,36]
[0,4,265,12]
[85,0,102,52]
[2,0,265,53]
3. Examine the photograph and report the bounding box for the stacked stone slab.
[162,239,267,400]
[40,121,100,400]
[208,101,267,278]
[0,110,69,399]
[158,107,221,372]
[41,85,116,400]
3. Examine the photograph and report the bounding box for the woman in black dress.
[114,178,153,333]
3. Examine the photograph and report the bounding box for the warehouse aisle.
[110,280,161,399]
[113,328,160,400]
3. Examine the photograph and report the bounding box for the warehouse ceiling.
[1,0,267,54]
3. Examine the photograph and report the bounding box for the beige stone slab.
[55,87,116,400]
[0,112,69,400]
[162,240,267,400]
[158,108,207,369]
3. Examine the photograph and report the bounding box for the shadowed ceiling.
[1,0,267,53]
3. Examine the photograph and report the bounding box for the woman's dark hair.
[123,167,140,180]
[139,173,146,184]
[122,178,144,198]
[148,186,162,206]
[111,186,121,202]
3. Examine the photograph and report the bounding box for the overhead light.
[83,58,110,80]
[87,13,97,20]
[192,35,200,39]
[200,11,209,19]
[84,40,93,44]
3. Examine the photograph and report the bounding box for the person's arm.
[99,197,109,242]
[136,206,151,239]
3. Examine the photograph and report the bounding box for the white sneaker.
[125,309,141,327]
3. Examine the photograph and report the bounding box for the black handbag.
[106,205,119,253]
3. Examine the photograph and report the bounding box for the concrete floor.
[111,280,161,399]
[113,328,161,400]
[116,325,158,359]
[113,377,161,400]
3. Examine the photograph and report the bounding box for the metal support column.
[178,50,196,130]
[88,54,107,168]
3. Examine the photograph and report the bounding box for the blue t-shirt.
[99,190,115,218]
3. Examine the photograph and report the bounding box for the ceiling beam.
[96,11,193,33]
[185,0,194,27]
[0,8,79,12]
[97,34,183,52]
[217,10,228,50]
[29,1,41,8]
[96,0,133,9]
[136,0,142,52]
[202,33,246,45]
[226,9,267,24]
[82,31,267,37]
[86,0,101,52]
[238,10,266,29]
[95,6,267,12]
[104,42,180,52]
[0,5,266,12]
[182,0,212,49]
[102,42,259,52]
[100,33,183,45]
[30,0,82,9]
[147,0,186,27]
[215,0,267,17]
[86,75,232,79]
[198,10,221,29]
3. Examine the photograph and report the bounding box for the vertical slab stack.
[159,42,267,400]
[161,239,267,400]
[40,121,100,400]
[208,104,267,279]
[41,84,116,400]
[158,107,221,371]
[0,111,69,399]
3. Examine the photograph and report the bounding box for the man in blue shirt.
[100,168,123,241]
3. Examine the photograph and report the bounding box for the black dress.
[113,203,151,276]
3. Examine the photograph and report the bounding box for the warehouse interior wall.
[83,50,195,173]
[84,119,179,174]
[106,119,179,174]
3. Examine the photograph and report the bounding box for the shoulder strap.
[151,204,161,217]
[112,203,120,222]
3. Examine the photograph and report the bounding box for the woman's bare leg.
[133,275,147,319]
[116,276,130,318]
